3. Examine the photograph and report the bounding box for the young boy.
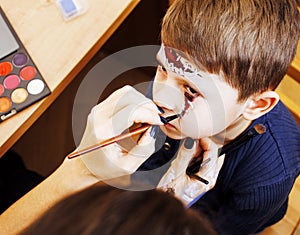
[83,0,300,233]
[137,0,300,234]
[1,0,299,235]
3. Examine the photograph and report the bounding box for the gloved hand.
[157,137,225,206]
[74,85,163,180]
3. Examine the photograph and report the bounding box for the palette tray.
[0,7,51,122]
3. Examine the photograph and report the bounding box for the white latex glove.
[74,85,163,180]
[157,137,225,206]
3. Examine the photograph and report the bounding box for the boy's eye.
[186,86,198,95]
[185,86,199,101]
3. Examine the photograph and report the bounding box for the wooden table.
[0,0,140,157]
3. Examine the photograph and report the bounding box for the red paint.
[0,62,13,76]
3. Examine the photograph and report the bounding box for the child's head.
[161,0,300,101]
[152,0,300,140]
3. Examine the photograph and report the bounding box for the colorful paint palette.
[0,8,51,122]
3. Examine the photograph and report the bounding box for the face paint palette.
[0,8,51,122]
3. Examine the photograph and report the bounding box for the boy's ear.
[242,91,279,120]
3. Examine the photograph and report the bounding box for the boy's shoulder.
[226,101,300,189]
[251,101,299,163]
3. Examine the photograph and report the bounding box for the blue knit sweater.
[137,101,300,234]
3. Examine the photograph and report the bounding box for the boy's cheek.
[181,120,213,139]
[176,109,209,138]
[180,106,223,138]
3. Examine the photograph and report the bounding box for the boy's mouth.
[165,122,176,129]
[163,120,180,133]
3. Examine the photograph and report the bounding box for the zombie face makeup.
[153,44,248,141]
[159,43,203,82]
[155,44,203,118]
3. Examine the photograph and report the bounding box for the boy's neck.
[212,116,253,146]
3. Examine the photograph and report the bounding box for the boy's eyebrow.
[156,46,205,82]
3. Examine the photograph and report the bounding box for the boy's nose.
[152,82,185,114]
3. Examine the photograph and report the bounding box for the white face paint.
[152,44,248,141]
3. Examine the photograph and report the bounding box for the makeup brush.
[67,114,181,159]
[185,124,267,185]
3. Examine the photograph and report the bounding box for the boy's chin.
[160,126,187,140]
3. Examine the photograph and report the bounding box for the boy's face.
[153,44,247,140]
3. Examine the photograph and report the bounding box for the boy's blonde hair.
[162,0,300,101]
